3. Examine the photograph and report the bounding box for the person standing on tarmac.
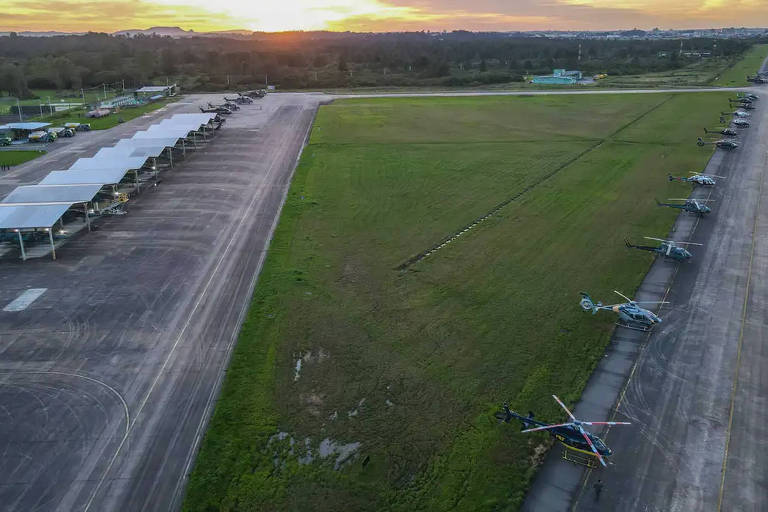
[593,479,604,501]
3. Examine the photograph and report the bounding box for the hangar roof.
[40,168,131,186]
[2,184,104,204]
[136,86,171,93]
[0,122,52,131]
[0,203,72,229]
[69,155,148,171]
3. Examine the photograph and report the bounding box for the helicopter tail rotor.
[697,137,706,146]
[579,292,600,314]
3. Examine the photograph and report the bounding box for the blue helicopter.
[625,237,702,262]
[580,290,667,331]
[497,395,630,467]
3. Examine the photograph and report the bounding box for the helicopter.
[732,118,751,128]
[225,95,253,105]
[209,101,239,111]
[747,74,768,84]
[721,110,750,118]
[241,89,267,99]
[698,137,739,150]
[729,100,755,110]
[625,237,702,261]
[704,127,737,136]
[200,105,232,115]
[668,171,725,186]
[739,93,759,101]
[580,290,666,330]
[656,197,713,215]
[496,395,631,467]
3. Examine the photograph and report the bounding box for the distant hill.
[113,26,196,37]
[112,26,254,38]
[0,31,85,37]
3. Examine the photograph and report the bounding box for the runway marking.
[3,288,47,312]
[0,370,130,435]
[716,149,766,512]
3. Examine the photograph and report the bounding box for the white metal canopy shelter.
[70,154,149,172]
[40,168,132,186]
[2,184,103,204]
[0,202,74,260]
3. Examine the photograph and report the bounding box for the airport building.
[531,69,583,85]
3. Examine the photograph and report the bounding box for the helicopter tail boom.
[625,239,658,253]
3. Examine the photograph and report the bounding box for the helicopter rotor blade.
[580,421,632,426]
[521,422,573,433]
[613,290,633,303]
[552,395,576,422]
[644,237,702,246]
[578,426,607,467]
[689,172,726,178]
[632,301,670,305]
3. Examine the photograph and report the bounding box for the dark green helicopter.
[626,237,702,261]
[496,395,631,467]
[697,137,739,150]
[704,127,737,137]
[729,99,755,110]
[657,198,713,215]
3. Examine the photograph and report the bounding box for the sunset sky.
[3,0,768,34]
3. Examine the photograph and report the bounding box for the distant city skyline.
[3,0,768,34]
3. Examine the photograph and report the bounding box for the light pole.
[16,98,22,122]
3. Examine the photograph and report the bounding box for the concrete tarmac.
[0,93,322,511]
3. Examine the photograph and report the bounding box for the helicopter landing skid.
[561,446,600,469]
[615,322,650,332]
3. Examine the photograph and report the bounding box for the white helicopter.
[668,171,726,187]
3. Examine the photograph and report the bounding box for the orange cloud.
[1,0,767,33]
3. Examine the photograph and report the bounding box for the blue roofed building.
[531,69,583,85]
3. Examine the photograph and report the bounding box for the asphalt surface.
[521,86,768,510]
[0,93,322,511]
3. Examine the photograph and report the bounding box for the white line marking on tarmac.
[3,288,47,312]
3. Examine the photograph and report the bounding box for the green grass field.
[715,44,768,86]
[184,92,730,511]
[0,150,45,167]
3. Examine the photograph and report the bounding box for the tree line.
[0,31,757,97]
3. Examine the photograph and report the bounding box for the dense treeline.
[0,31,757,96]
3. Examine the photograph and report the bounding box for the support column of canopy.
[17,231,26,261]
